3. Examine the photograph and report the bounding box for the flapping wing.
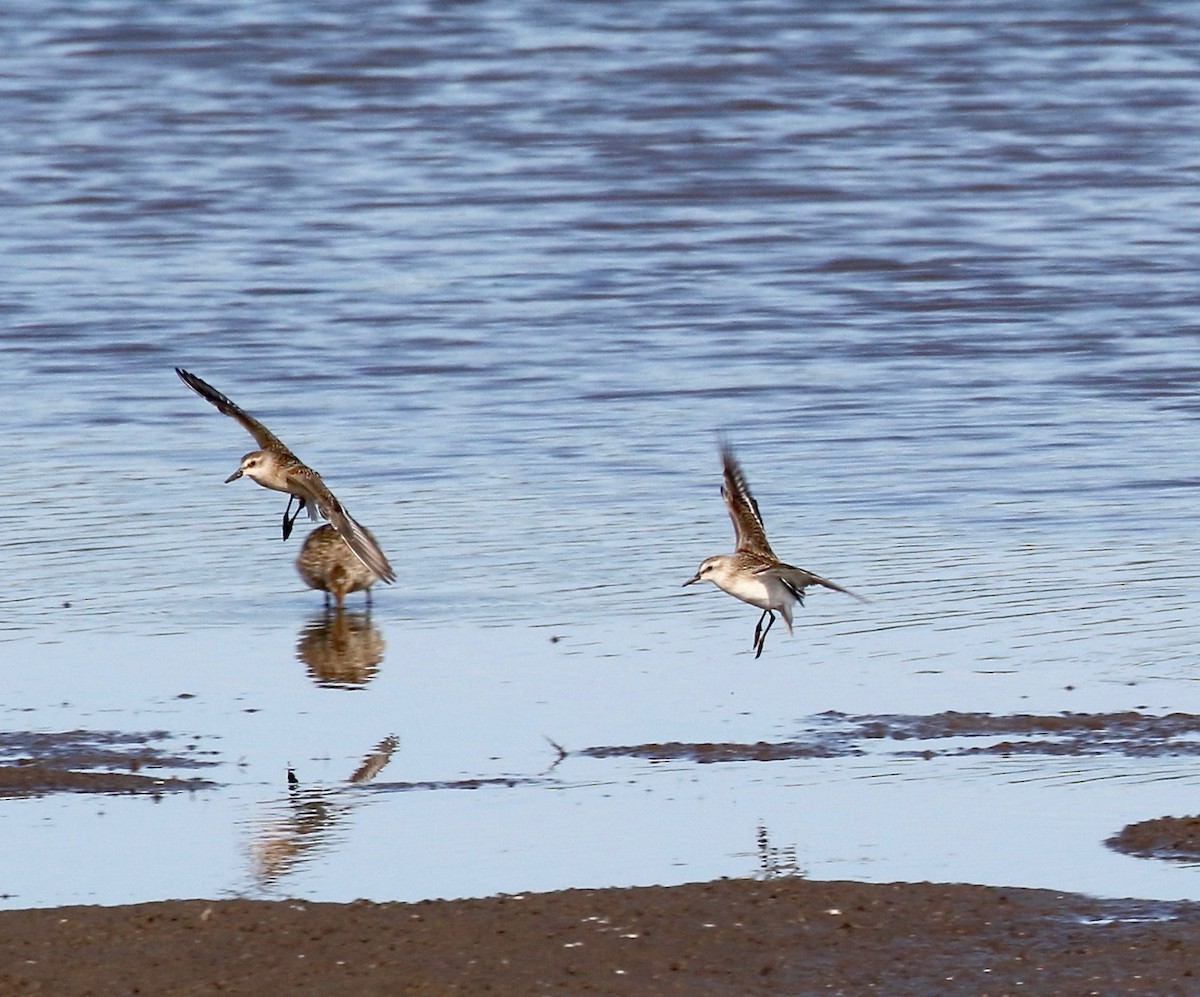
[175,368,296,457]
[335,509,396,585]
[720,443,775,557]
[757,563,868,603]
[298,468,396,584]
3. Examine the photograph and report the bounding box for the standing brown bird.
[296,524,379,609]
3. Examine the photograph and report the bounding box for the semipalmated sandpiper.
[175,368,396,584]
[684,443,863,658]
[296,523,378,609]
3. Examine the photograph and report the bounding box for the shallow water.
[5,0,1200,908]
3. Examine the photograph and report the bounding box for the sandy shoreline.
[4,876,1199,996]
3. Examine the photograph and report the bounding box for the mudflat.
[3,876,1199,996]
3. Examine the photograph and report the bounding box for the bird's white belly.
[715,571,780,611]
[245,470,294,496]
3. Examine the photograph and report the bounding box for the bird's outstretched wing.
[333,508,396,585]
[297,468,396,584]
[175,368,297,458]
[720,443,775,558]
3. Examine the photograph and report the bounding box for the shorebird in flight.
[175,368,395,584]
[684,443,862,658]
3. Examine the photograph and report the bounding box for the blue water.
[5,0,1200,908]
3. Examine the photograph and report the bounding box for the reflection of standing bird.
[684,443,864,658]
[296,524,379,609]
[175,368,395,583]
[295,607,385,688]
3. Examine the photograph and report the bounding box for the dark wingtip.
[825,580,869,604]
[717,438,745,482]
[175,367,208,398]
[717,433,735,464]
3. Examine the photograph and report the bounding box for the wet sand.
[4,877,1200,996]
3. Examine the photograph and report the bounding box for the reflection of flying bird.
[175,368,395,583]
[349,735,399,785]
[684,443,864,658]
[250,786,336,888]
[249,734,400,888]
[297,524,378,609]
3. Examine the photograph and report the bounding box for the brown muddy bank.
[577,709,1200,763]
[1110,815,1200,864]
[3,877,1200,996]
[0,729,216,798]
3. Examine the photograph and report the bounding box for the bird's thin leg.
[365,587,373,611]
[281,495,296,540]
[754,611,776,659]
[281,496,306,541]
[752,609,770,650]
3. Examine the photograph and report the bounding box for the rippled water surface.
[5,0,1200,908]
